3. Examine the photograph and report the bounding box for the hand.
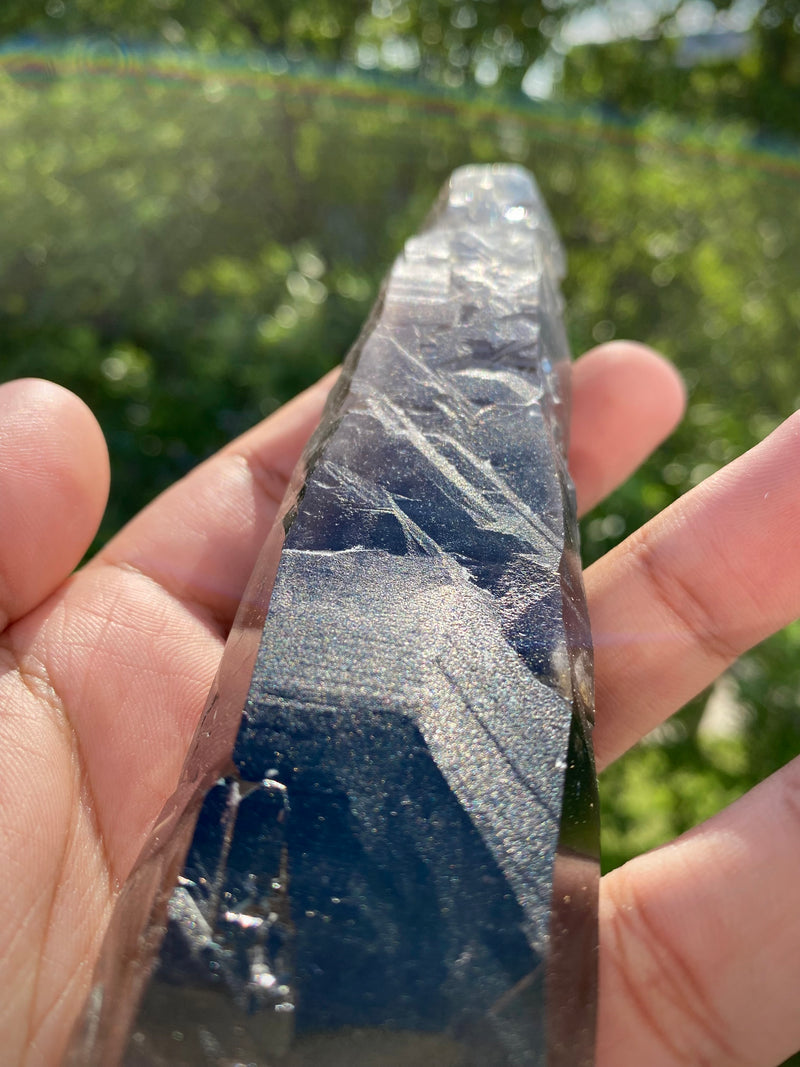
[0,343,797,1067]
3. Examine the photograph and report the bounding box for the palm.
[1,344,798,1067]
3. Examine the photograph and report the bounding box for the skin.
[0,341,798,1066]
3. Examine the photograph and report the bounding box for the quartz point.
[68,164,598,1067]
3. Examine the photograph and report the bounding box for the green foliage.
[0,0,555,86]
[2,0,796,119]
[562,20,800,137]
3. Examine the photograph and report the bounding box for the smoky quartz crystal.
[68,164,598,1067]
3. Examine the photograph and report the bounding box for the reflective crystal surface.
[68,164,598,1067]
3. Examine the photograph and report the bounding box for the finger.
[0,379,109,631]
[598,754,800,1067]
[570,342,686,516]
[588,411,800,770]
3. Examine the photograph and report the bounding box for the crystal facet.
[69,164,598,1067]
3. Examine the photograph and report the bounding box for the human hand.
[0,341,797,1066]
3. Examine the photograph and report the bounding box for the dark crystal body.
[68,165,598,1067]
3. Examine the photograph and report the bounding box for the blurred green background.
[0,3,799,1055]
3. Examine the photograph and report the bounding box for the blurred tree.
[0,0,797,132]
[559,0,800,135]
[0,0,554,83]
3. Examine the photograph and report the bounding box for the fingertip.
[578,340,687,424]
[570,342,686,516]
[1,376,111,512]
[0,378,110,626]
